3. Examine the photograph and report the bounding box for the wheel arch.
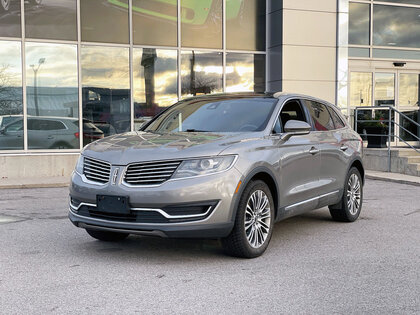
[230,166,279,222]
[349,158,365,185]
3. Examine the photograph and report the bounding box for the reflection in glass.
[0,40,23,150]
[399,74,419,107]
[81,46,130,146]
[26,43,79,149]
[378,0,420,5]
[372,49,420,61]
[373,5,420,48]
[226,53,265,93]
[350,72,372,107]
[349,2,370,45]
[375,73,395,106]
[181,51,223,98]
[133,48,178,130]
[25,0,77,40]
[349,47,370,58]
[81,0,129,44]
[400,110,420,142]
[132,0,177,46]
[181,0,222,49]
[0,0,21,37]
[226,0,265,51]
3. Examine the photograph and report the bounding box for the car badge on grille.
[112,168,119,185]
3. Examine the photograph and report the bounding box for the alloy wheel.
[244,190,271,248]
[347,173,361,215]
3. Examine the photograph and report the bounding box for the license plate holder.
[96,195,130,214]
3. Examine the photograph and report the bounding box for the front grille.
[124,160,182,186]
[83,157,111,184]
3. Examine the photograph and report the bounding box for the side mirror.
[0,127,5,135]
[281,120,311,141]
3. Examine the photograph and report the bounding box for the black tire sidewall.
[236,180,275,257]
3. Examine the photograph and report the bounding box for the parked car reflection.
[0,116,104,150]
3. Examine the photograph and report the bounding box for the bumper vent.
[83,157,111,184]
[124,160,182,185]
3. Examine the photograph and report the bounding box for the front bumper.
[69,166,243,238]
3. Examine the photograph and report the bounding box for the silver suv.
[69,92,364,258]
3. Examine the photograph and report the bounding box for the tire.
[222,180,275,258]
[85,229,129,242]
[329,167,363,222]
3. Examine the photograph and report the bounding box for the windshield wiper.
[185,129,209,132]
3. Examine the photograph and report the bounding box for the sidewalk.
[365,170,420,187]
[0,171,419,189]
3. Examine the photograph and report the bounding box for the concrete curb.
[365,173,420,187]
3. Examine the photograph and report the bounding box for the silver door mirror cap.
[281,120,311,140]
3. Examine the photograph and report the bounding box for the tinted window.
[81,0,129,44]
[226,53,265,93]
[373,5,420,48]
[133,48,178,130]
[132,0,177,46]
[181,0,222,49]
[25,0,77,41]
[0,40,23,150]
[5,119,22,132]
[304,100,335,131]
[81,46,130,146]
[28,119,66,131]
[145,97,278,133]
[327,106,346,129]
[0,0,21,37]
[349,2,370,45]
[226,0,266,51]
[181,51,223,97]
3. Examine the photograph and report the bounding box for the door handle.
[47,136,54,139]
[340,145,349,151]
[309,147,320,155]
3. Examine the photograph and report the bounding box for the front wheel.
[222,180,274,258]
[329,167,363,222]
[86,229,129,242]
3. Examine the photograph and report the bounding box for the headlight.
[172,155,237,179]
[75,155,84,174]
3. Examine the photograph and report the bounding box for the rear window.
[303,100,335,131]
[327,106,346,129]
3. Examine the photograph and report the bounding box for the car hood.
[82,131,259,165]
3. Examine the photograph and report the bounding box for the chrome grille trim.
[124,160,182,186]
[83,157,111,184]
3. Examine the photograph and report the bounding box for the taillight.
[74,132,79,139]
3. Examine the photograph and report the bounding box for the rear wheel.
[85,229,129,242]
[222,180,274,258]
[329,167,363,222]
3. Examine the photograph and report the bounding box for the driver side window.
[274,100,308,133]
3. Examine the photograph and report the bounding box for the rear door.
[302,100,349,205]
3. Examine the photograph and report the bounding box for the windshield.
[144,97,278,133]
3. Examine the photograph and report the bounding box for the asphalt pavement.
[0,179,419,314]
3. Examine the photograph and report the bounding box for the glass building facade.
[348,0,420,144]
[0,0,266,152]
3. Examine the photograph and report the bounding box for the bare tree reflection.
[0,64,22,115]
